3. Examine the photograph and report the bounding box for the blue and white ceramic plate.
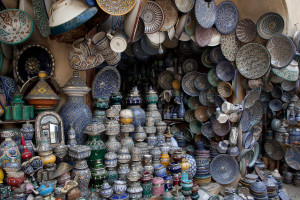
[269,99,282,112]
[257,12,284,40]
[249,101,264,125]
[210,46,226,64]
[216,61,235,82]
[194,0,216,29]
[215,1,239,34]
[92,66,121,99]
[239,108,251,132]
[184,154,197,179]
[182,71,202,96]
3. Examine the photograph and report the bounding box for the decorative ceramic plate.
[236,19,256,43]
[184,154,197,179]
[240,108,251,132]
[206,87,218,104]
[214,95,226,107]
[92,66,121,99]
[257,12,284,40]
[155,0,178,31]
[188,96,201,110]
[285,147,300,170]
[175,14,188,39]
[249,142,259,167]
[184,109,197,122]
[281,80,296,91]
[32,0,51,37]
[249,101,263,125]
[281,91,294,103]
[199,87,211,106]
[242,131,253,149]
[212,118,231,136]
[216,61,235,82]
[194,74,211,91]
[201,49,214,68]
[182,71,202,96]
[140,1,164,34]
[195,106,209,122]
[15,44,55,84]
[217,81,232,98]
[264,139,284,160]
[201,121,215,139]
[215,1,238,34]
[236,43,271,79]
[195,25,213,47]
[158,70,174,90]
[207,68,221,87]
[174,0,195,13]
[96,0,136,16]
[185,10,197,36]
[243,88,261,109]
[210,46,226,64]
[221,32,240,61]
[0,9,34,45]
[208,28,221,46]
[271,60,299,81]
[269,99,282,112]
[189,119,203,134]
[267,34,295,69]
[132,40,150,60]
[183,58,198,73]
[195,0,216,29]
[210,154,239,185]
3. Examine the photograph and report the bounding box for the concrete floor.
[284,184,300,200]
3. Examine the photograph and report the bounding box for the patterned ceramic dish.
[201,121,215,139]
[132,40,150,60]
[206,87,218,104]
[199,87,211,106]
[140,1,164,34]
[212,118,231,136]
[264,139,284,160]
[32,0,51,37]
[15,44,55,84]
[248,101,264,125]
[269,99,282,112]
[158,70,174,90]
[195,25,213,47]
[189,120,203,134]
[216,61,235,82]
[214,95,226,107]
[0,9,34,45]
[155,0,178,31]
[266,34,295,69]
[221,32,240,61]
[182,71,202,96]
[217,81,232,98]
[185,10,197,36]
[271,60,299,81]
[184,109,197,122]
[210,46,226,64]
[96,0,136,16]
[49,0,98,35]
[195,106,209,122]
[92,66,121,99]
[210,154,239,185]
[256,12,284,40]
[194,74,211,91]
[174,0,195,13]
[183,59,198,73]
[240,108,251,132]
[208,28,221,46]
[195,0,216,29]
[236,43,271,79]
[215,1,239,34]
[207,68,221,87]
[201,49,214,68]
[281,80,296,91]
[236,19,256,43]
[285,147,300,170]
[188,96,201,110]
[243,88,261,109]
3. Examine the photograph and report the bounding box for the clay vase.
[0,131,21,170]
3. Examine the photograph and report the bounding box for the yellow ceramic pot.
[160,153,170,168]
[180,158,190,171]
[0,168,4,183]
[41,153,56,166]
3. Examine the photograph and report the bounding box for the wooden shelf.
[0,119,35,124]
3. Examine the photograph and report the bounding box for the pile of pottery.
[249,180,268,200]
[194,149,211,186]
[239,174,258,189]
[262,174,278,199]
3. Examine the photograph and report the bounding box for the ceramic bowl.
[271,85,283,99]
[195,106,209,122]
[208,28,221,46]
[269,99,282,112]
[271,60,299,82]
[217,81,233,98]
[210,46,226,64]
[49,0,98,35]
[257,12,284,40]
[0,9,33,45]
[236,19,256,43]
[216,61,235,82]
[189,120,203,135]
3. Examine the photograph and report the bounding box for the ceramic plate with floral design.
[221,32,240,61]
[155,0,177,31]
[96,0,136,16]
[215,1,238,34]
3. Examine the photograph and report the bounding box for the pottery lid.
[147,86,157,94]
[84,122,106,135]
[1,130,14,138]
[25,71,60,100]
[68,145,91,153]
[20,121,34,133]
[127,86,140,97]
[50,162,72,179]
[62,71,90,96]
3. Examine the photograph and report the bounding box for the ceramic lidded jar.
[59,71,92,145]
[120,125,134,151]
[113,180,127,195]
[106,167,118,186]
[150,146,162,161]
[163,189,173,200]
[152,177,165,196]
[104,152,117,167]
[6,170,25,189]
[134,126,147,142]
[0,131,21,170]
[154,164,167,177]
[127,181,143,199]
[117,147,131,164]
[19,121,35,155]
[91,159,107,192]
[141,171,153,199]
[173,149,184,162]
[118,163,130,180]
[168,162,182,174]
[126,86,146,127]
[145,86,162,122]
[127,165,142,182]
[120,109,133,124]
[99,181,113,198]
[131,147,142,161]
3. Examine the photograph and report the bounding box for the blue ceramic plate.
[249,100,264,125]
[194,0,216,29]
[15,44,55,84]
[216,61,235,82]
[240,108,251,132]
[257,12,284,40]
[269,99,282,112]
[210,46,226,64]
[215,1,239,34]
[182,71,203,96]
[92,66,121,99]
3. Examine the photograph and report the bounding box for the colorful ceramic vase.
[127,181,143,199]
[106,167,118,186]
[91,159,107,192]
[126,86,146,127]
[113,180,127,195]
[152,177,165,196]
[99,181,113,198]
[145,86,162,122]
[59,71,92,145]
[0,131,21,170]
[141,171,153,199]
[19,121,35,155]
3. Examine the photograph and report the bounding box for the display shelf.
[0,119,35,124]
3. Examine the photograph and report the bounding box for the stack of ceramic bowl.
[209,142,219,159]
[272,169,283,189]
[239,174,258,189]
[293,172,300,186]
[283,172,293,184]
[174,134,187,148]
[289,128,300,144]
[263,174,278,199]
[194,150,211,185]
[254,161,266,170]
[249,180,268,200]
